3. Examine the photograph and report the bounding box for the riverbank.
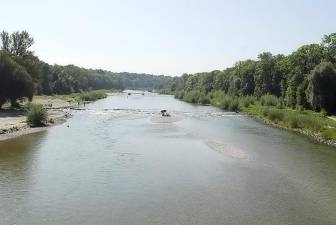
[173,92,336,148]
[0,99,73,142]
[0,90,115,141]
[242,104,336,147]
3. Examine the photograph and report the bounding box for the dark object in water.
[161,110,171,117]
[128,93,131,95]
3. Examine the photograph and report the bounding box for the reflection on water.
[0,132,47,223]
[0,92,336,225]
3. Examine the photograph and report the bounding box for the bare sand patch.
[33,96,78,109]
[0,107,71,142]
[150,114,182,123]
[206,141,248,160]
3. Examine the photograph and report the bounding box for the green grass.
[243,102,336,139]
[210,94,240,112]
[175,90,211,105]
[260,94,278,106]
[77,90,108,102]
[240,95,256,108]
[321,129,336,140]
[34,89,113,103]
[175,90,336,142]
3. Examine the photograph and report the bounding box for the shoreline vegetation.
[158,32,336,147]
[0,29,170,141]
[0,30,171,112]
[0,89,114,142]
[171,91,336,147]
[1,29,336,147]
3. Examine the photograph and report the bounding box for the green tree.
[0,31,11,52]
[322,33,336,63]
[0,51,34,107]
[254,52,275,97]
[306,62,336,114]
[9,31,34,56]
[239,60,256,96]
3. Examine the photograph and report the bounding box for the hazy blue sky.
[1,0,335,75]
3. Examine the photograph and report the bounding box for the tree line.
[0,30,172,108]
[162,33,336,114]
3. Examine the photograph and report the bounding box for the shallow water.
[1,92,336,225]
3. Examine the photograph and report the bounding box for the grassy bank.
[0,89,118,137]
[174,90,336,145]
[34,89,113,105]
[0,89,116,110]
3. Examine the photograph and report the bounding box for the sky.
[1,0,335,76]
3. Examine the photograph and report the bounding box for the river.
[1,92,336,225]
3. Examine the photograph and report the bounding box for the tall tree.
[322,33,336,63]
[254,52,275,97]
[10,31,34,56]
[306,62,336,114]
[0,31,11,52]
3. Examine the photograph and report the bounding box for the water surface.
[1,92,336,225]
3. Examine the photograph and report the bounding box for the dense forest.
[162,33,336,114]
[0,30,172,107]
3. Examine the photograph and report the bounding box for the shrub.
[284,114,323,131]
[229,99,240,112]
[26,103,48,127]
[220,96,231,110]
[262,107,270,117]
[277,97,285,109]
[321,129,336,140]
[267,108,284,122]
[260,94,278,106]
[182,90,200,103]
[174,91,185,99]
[297,105,304,111]
[303,117,323,131]
[240,96,255,108]
[216,95,240,112]
[261,107,284,122]
[321,109,328,117]
[79,90,107,101]
[199,94,210,105]
[285,114,301,128]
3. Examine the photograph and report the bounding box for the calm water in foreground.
[1,92,336,225]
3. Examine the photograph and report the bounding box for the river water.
[1,92,336,225]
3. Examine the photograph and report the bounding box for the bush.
[174,91,185,99]
[261,107,269,117]
[285,114,301,128]
[321,129,336,140]
[26,103,48,127]
[296,105,304,111]
[79,90,107,101]
[229,99,240,112]
[277,97,285,109]
[217,95,240,112]
[199,94,210,105]
[220,96,231,110]
[260,94,278,106]
[268,109,284,122]
[284,114,323,131]
[321,109,328,117]
[306,62,336,114]
[303,117,323,131]
[183,90,201,103]
[240,96,254,108]
[261,107,284,122]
